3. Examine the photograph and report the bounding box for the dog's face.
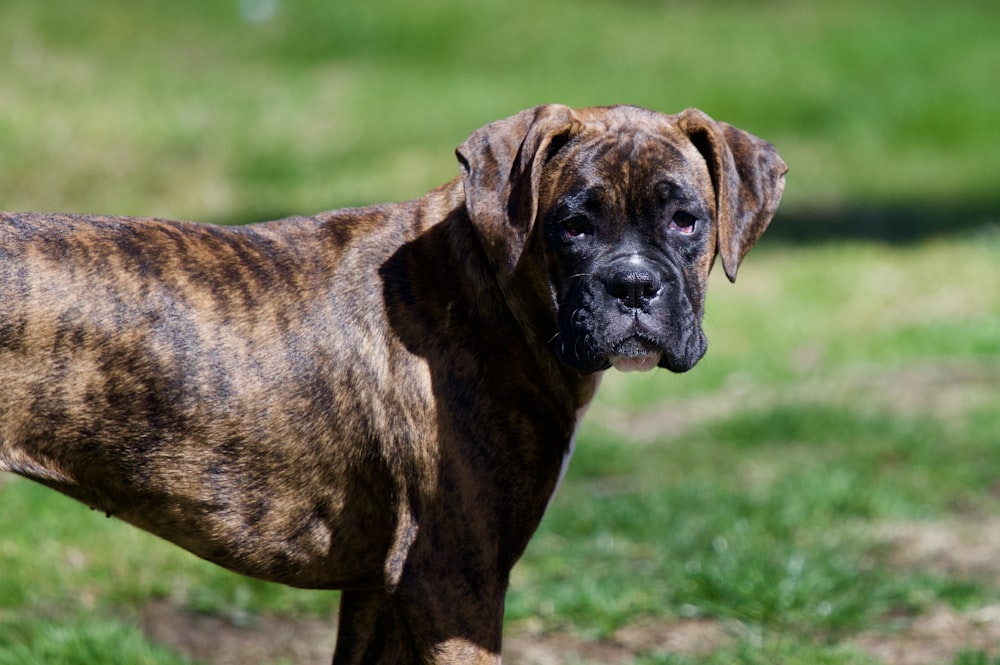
[537,123,717,374]
[457,104,787,376]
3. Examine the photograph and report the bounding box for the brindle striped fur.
[1,105,785,664]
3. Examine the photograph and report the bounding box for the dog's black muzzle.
[553,255,707,375]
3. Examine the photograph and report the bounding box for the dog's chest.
[546,373,603,511]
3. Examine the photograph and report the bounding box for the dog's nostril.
[604,269,661,308]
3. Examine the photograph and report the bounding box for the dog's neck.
[422,180,602,414]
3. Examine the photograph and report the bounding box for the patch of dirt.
[613,617,733,654]
[876,519,1000,583]
[141,602,336,665]
[852,604,1000,665]
[847,519,1000,665]
[140,603,730,665]
[501,632,635,665]
[503,617,731,665]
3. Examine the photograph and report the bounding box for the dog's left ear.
[457,104,577,279]
[677,109,788,282]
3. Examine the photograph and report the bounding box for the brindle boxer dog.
[0,104,786,664]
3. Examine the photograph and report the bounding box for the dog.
[0,104,786,664]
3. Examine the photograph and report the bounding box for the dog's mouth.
[554,286,707,375]
[608,336,663,373]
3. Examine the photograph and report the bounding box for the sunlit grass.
[1,0,997,218]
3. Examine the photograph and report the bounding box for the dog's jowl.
[0,105,786,664]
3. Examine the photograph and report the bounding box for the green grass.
[0,614,191,665]
[1,0,999,663]
[1,0,998,218]
[501,237,1000,664]
[514,401,1000,632]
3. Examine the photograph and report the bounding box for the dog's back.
[0,210,424,589]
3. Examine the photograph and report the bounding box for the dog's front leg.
[333,588,503,665]
[332,590,410,665]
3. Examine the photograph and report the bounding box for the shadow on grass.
[766,201,1000,245]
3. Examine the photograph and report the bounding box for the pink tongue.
[609,352,662,372]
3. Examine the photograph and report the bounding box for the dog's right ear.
[456,104,576,281]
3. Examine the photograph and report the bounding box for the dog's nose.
[602,268,662,309]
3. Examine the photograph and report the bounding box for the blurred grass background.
[1,0,999,663]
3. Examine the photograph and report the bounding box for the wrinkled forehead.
[541,114,713,208]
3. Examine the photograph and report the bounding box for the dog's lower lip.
[609,352,661,372]
[612,336,658,358]
[608,337,662,372]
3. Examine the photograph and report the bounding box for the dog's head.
[457,104,787,374]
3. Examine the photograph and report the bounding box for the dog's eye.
[669,211,697,234]
[560,216,594,239]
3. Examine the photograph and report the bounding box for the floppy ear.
[456,104,576,279]
[677,109,788,282]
